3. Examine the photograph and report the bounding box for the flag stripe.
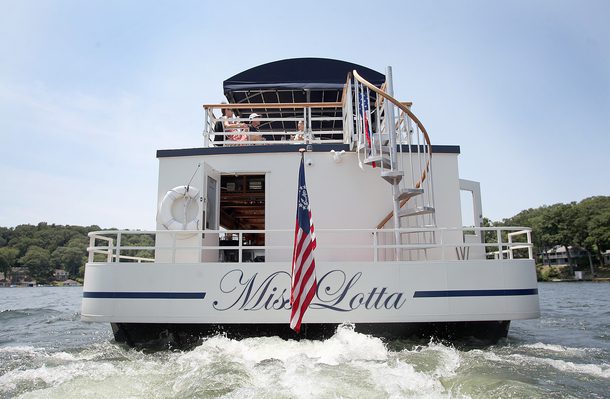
[292,273,315,322]
[294,261,316,311]
[292,254,314,310]
[291,233,310,298]
[292,260,313,308]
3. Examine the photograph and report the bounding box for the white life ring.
[158,185,200,231]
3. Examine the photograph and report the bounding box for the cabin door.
[201,163,220,262]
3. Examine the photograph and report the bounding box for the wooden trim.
[203,102,342,110]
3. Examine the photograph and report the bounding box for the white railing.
[88,232,156,263]
[87,227,533,264]
[202,103,345,147]
[487,229,534,260]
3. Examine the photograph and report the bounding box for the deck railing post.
[496,228,503,260]
[88,235,95,263]
[373,231,378,262]
[203,108,210,147]
[107,238,114,263]
[115,232,122,263]
[238,232,243,263]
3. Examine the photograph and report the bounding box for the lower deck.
[82,227,539,347]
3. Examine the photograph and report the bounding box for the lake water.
[0,283,608,398]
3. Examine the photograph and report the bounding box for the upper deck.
[198,58,415,149]
[135,58,534,264]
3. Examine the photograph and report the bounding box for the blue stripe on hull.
[84,289,537,300]
[413,288,538,298]
[83,292,206,299]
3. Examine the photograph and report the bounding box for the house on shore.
[540,245,587,266]
[603,249,610,266]
[54,269,68,281]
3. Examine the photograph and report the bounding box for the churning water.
[1,283,608,398]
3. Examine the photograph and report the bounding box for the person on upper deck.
[221,107,248,144]
[292,120,305,141]
[247,113,265,142]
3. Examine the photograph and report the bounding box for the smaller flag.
[290,157,318,333]
[359,92,375,167]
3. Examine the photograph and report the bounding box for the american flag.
[359,92,375,167]
[290,157,317,333]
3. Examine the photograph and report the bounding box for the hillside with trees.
[0,223,153,285]
[492,196,610,278]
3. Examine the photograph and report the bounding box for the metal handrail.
[87,227,534,264]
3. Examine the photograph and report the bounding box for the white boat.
[81,58,539,348]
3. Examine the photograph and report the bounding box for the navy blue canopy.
[223,58,385,97]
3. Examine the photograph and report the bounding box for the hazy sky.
[1,0,608,229]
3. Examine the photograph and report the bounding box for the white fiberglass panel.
[82,259,539,324]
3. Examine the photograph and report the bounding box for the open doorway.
[219,174,265,262]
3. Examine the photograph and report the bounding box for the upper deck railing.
[202,102,346,147]
[87,227,533,265]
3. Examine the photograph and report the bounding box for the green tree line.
[0,223,154,284]
[491,196,610,268]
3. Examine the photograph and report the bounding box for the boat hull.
[111,320,511,349]
[82,259,537,347]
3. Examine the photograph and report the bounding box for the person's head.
[298,120,304,131]
[249,113,261,127]
[220,102,233,117]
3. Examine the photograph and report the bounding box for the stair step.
[398,206,435,217]
[396,188,424,201]
[381,170,403,184]
[364,155,391,169]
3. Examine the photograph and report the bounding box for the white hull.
[82,259,539,325]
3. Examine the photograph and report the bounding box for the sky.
[1,0,608,230]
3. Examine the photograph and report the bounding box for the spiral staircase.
[344,69,436,259]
